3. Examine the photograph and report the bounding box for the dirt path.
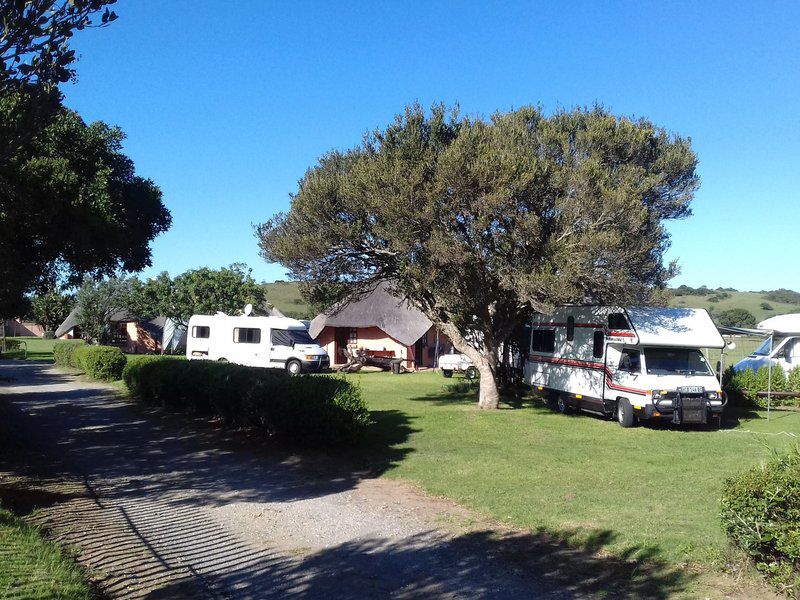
[0,361,775,599]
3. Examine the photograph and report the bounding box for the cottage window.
[348,328,358,344]
[233,327,261,344]
[420,332,428,345]
[192,326,210,339]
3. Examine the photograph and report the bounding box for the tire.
[556,395,572,415]
[465,366,478,380]
[616,398,635,428]
[442,370,453,378]
[286,360,302,376]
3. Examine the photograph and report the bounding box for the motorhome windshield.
[271,328,314,346]
[643,348,712,376]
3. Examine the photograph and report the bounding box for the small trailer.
[186,313,329,374]
[438,353,477,379]
[524,306,726,427]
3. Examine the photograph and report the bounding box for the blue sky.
[63,1,800,291]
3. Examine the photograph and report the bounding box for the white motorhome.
[524,306,726,427]
[734,314,800,375]
[186,314,330,374]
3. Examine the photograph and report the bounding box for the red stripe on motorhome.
[527,355,648,397]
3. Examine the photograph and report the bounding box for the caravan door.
[231,326,264,366]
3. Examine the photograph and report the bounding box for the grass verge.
[354,370,800,569]
[0,503,91,599]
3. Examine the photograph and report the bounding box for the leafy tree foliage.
[30,287,74,332]
[75,276,133,344]
[258,104,698,408]
[715,308,757,329]
[0,98,171,315]
[1,0,117,89]
[764,289,800,305]
[129,265,267,328]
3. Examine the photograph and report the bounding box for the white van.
[186,314,330,375]
[734,314,800,375]
[524,306,726,427]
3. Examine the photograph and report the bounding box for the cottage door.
[414,339,424,368]
[334,328,349,364]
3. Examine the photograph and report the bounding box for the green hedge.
[73,345,126,381]
[721,446,800,593]
[723,366,800,408]
[123,359,369,447]
[53,340,87,368]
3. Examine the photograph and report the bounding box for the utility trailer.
[523,306,727,427]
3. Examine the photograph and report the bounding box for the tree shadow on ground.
[139,527,694,599]
[0,362,417,511]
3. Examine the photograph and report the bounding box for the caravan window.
[608,313,630,330]
[233,327,261,344]
[531,329,556,353]
[192,326,210,339]
[271,329,314,346]
[566,316,575,341]
[593,331,605,358]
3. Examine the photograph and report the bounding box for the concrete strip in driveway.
[0,361,563,599]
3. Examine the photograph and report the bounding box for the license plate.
[678,386,704,394]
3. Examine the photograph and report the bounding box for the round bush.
[73,345,127,381]
[721,446,800,592]
[53,339,87,368]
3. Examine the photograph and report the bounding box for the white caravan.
[186,314,330,374]
[523,306,726,427]
[734,313,800,375]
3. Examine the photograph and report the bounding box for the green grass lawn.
[354,371,800,567]
[0,504,91,600]
[1,337,57,361]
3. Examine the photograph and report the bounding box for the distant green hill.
[667,289,800,323]
[262,281,313,319]
[263,280,800,325]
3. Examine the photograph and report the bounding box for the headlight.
[707,391,720,400]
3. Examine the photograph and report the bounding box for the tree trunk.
[436,321,501,409]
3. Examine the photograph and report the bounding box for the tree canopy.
[129,265,267,328]
[0,96,171,315]
[258,104,699,408]
[31,287,74,333]
[1,0,117,89]
[715,308,757,329]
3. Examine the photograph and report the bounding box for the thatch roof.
[55,307,135,338]
[309,282,431,347]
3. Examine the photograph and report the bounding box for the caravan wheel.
[556,395,572,415]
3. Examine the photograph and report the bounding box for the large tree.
[129,265,267,328]
[0,100,171,315]
[76,276,132,344]
[258,104,698,409]
[31,287,74,333]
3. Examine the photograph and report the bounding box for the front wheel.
[556,395,572,415]
[616,398,635,428]
[464,366,478,380]
[442,369,453,378]
[286,360,302,376]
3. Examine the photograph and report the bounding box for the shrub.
[724,365,800,408]
[124,359,369,447]
[53,339,86,368]
[721,446,800,593]
[73,345,127,381]
[42,330,55,339]
[1,339,22,354]
[761,302,774,311]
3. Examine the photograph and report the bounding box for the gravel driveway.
[0,361,564,599]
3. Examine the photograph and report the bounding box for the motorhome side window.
[233,327,261,344]
[608,313,630,330]
[192,326,210,339]
[618,349,641,372]
[592,331,604,358]
[566,316,575,341]
[271,329,314,346]
[531,329,556,353]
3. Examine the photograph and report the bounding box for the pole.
[767,333,774,421]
